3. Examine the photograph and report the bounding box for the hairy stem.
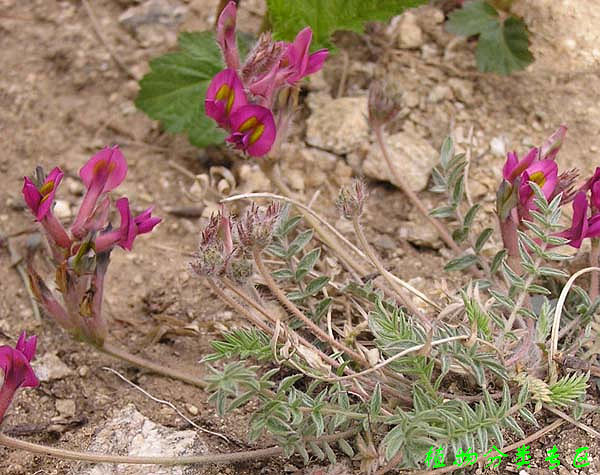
[252,248,370,367]
[0,428,358,466]
[259,160,369,280]
[351,216,430,327]
[99,342,206,389]
[374,126,462,254]
[590,238,600,301]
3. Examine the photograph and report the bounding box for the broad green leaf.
[136,31,252,148]
[476,17,533,75]
[267,0,426,50]
[444,253,478,272]
[446,0,498,37]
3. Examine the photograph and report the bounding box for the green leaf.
[287,229,314,257]
[296,248,321,280]
[446,0,499,37]
[444,253,478,272]
[267,0,427,50]
[440,136,454,169]
[136,32,226,148]
[475,16,533,75]
[474,227,493,253]
[305,276,330,296]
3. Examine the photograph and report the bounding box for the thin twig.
[549,266,600,384]
[99,342,207,389]
[253,248,370,367]
[222,192,441,310]
[322,335,469,383]
[4,234,41,323]
[102,367,230,442]
[374,125,462,255]
[0,428,359,466]
[543,404,600,439]
[81,0,136,79]
[352,216,432,324]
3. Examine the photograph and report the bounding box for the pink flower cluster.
[23,147,160,345]
[0,332,38,424]
[205,1,328,157]
[498,125,600,249]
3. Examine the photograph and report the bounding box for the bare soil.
[1,1,599,474]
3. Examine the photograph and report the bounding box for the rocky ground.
[1,0,600,473]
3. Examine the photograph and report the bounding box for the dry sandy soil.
[1,0,600,474]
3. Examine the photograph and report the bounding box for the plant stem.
[259,160,369,280]
[499,212,522,274]
[252,248,369,367]
[590,238,600,301]
[352,216,430,326]
[0,428,358,466]
[373,126,462,254]
[99,342,206,389]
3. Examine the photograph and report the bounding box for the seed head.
[336,179,367,220]
[368,80,404,129]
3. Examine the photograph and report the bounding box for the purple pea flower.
[518,159,559,211]
[22,167,71,249]
[71,146,127,238]
[557,192,589,248]
[581,167,600,210]
[216,0,240,70]
[0,332,39,424]
[280,27,328,84]
[227,105,276,157]
[502,147,539,183]
[205,68,248,128]
[540,125,567,161]
[95,197,161,252]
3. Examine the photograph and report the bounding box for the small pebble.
[79,365,90,377]
[185,404,199,416]
[53,200,72,219]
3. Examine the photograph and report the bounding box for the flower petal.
[79,146,127,194]
[205,69,247,127]
[305,49,328,75]
[227,105,276,157]
[116,197,135,251]
[216,1,240,70]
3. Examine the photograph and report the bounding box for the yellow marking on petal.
[39,180,55,196]
[529,171,546,187]
[249,123,265,145]
[239,117,258,132]
[216,85,235,114]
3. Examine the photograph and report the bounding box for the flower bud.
[336,180,367,220]
[368,80,404,129]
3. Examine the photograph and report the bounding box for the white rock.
[55,399,76,418]
[427,84,453,103]
[397,12,424,49]
[33,353,74,382]
[306,96,369,155]
[447,78,474,104]
[362,131,438,192]
[53,200,72,219]
[82,404,200,475]
[490,136,507,157]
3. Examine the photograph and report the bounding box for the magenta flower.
[557,192,590,248]
[0,332,39,423]
[540,125,567,161]
[95,197,161,252]
[22,167,63,220]
[281,27,328,84]
[216,0,240,70]
[227,105,276,157]
[502,147,539,183]
[22,168,71,249]
[581,167,600,210]
[518,159,558,210]
[71,146,127,238]
[205,68,247,128]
